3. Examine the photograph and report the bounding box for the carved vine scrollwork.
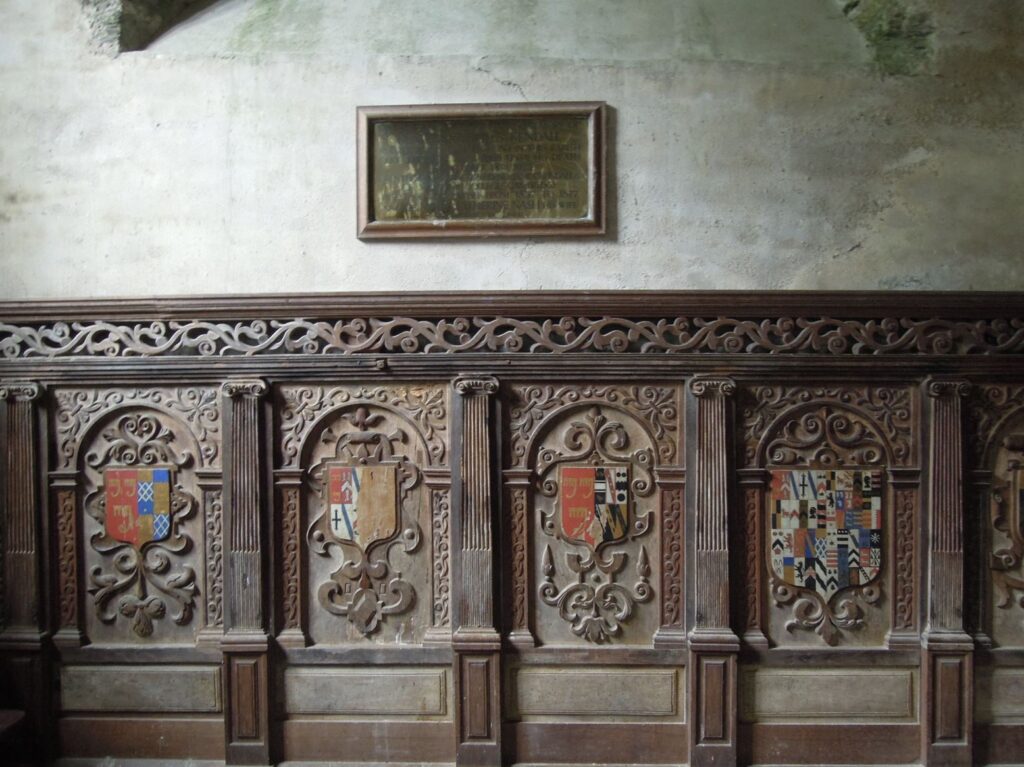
[56,387,221,469]
[204,489,223,628]
[534,406,658,643]
[280,385,447,468]
[968,385,1024,465]
[84,413,199,637]
[741,385,913,468]
[4,315,1024,358]
[991,459,1024,610]
[509,385,679,467]
[282,485,302,631]
[306,406,423,636]
[770,578,882,646]
[57,489,78,628]
[431,489,451,628]
[540,543,652,643]
[660,487,683,628]
[894,488,916,631]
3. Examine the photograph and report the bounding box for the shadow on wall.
[83,0,223,52]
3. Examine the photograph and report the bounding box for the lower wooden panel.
[59,716,225,760]
[739,723,920,765]
[507,722,687,763]
[975,723,1024,765]
[281,719,454,761]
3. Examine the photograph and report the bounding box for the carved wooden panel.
[971,385,1024,648]
[740,384,917,647]
[276,384,449,644]
[505,384,681,645]
[54,387,222,643]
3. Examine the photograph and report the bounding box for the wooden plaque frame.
[357,102,606,239]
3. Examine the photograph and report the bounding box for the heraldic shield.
[770,469,883,601]
[559,465,630,547]
[104,467,172,547]
[325,464,398,549]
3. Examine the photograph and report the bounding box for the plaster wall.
[0,0,1021,299]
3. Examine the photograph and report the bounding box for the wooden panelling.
[1,291,1023,767]
[284,667,448,716]
[511,667,681,719]
[61,665,222,713]
[740,668,916,723]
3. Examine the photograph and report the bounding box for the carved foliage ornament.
[3,315,1024,358]
[536,406,655,643]
[742,385,913,468]
[991,448,1024,611]
[510,384,679,468]
[56,387,221,470]
[280,385,447,468]
[306,405,423,635]
[85,413,198,637]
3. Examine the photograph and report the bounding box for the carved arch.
[755,400,897,469]
[79,404,204,639]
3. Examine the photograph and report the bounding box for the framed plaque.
[357,102,606,239]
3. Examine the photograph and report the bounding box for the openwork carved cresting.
[4,314,1024,357]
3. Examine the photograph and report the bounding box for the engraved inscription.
[372,116,590,222]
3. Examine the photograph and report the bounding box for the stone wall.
[0,0,1020,298]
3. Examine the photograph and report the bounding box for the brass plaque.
[358,103,606,238]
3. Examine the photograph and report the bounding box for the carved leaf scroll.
[741,385,913,468]
[4,315,1024,358]
[533,406,658,643]
[305,404,426,636]
[84,412,199,638]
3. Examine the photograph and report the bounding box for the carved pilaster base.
[52,628,85,649]
[196,626,225,650]
[506,629,536,648]
[422,626,453,646]
[653,626,688,649]
[741,628,769,652]
[885,629,922,650]
[275,628,308,649]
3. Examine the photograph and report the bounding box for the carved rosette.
[83,412,201,638]
[530,404,659,644]
[744,384,909,646]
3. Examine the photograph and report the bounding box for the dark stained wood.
[282,720,454,761]
[60,716,225,759]
[740,723,921,764]
[508,722,687,763]
[451,376,502,767]
[0,291,1021,766]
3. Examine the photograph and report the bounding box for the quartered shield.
[104,467,172,547]
[326,464,398,549]
[769,469,883,601]
[559,465,630,547]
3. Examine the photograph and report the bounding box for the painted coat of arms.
[325,464,398,549]
[770,469,882,601]
[104,467,172,547]
[559,465,630,547]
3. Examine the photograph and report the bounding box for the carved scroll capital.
[690,376,737,399]
[0,381,42,402]
[453,376,499,397]
[925,378,970,400]
[222,379,268,399]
